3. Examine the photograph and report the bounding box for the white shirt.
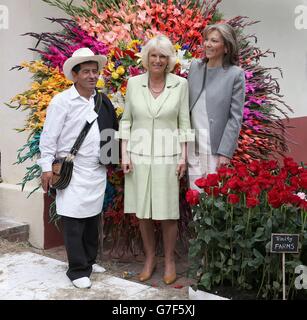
[37,85,101,172]
[190,89,212,155]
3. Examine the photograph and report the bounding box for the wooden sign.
[271,233,299,253]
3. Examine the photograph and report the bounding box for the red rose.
[249,160,260,174]
[227,194,240,204]
[299,176,307,189]
[289,194,301,206]
[268,189,282,208]
[263,160,278,171]
[195,177,208,188]
[217,166,227,178]
[206,173,219,187]
[290,176,300,189]
[246,196,260,208]
[248,184,261,197]
[220,185,229,195]
[186,189,200,206]
[236,165,248,178]
[227,176,242,191]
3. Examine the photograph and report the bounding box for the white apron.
[56,156,107,218]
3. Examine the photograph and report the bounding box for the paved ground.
[0,239,195,300]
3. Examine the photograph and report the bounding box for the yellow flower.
[116,106,124,117]
[20,96,28,105]
[96,78,105,88]
[174,43,181,51]
[108,62,115,71]
[112,72,119,80]
[127,40,141,50]
[116,66,125,75]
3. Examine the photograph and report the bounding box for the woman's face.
[148,48,168,74]
[203,30,226,61]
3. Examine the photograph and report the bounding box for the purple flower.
[245,71,253,79]
[245,83,256,94]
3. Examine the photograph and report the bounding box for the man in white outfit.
[38,48,118,289]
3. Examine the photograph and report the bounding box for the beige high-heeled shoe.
[163,272,177,285]
[138,261,157,282]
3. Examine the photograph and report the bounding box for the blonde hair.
[141,35,177,72]
[203,23,239,66]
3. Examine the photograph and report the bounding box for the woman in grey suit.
[117,35,194,284]
[187,23,245,189]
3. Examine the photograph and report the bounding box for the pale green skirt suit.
[115,72,194,220]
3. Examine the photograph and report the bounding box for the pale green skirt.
[124,153,180,220]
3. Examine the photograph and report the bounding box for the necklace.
[148,79,165,94]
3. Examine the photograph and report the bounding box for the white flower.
[176,49,192,73]
[297,192,306,200]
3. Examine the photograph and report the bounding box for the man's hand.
[41,171,53,193]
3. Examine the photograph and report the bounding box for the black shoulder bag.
[51,92,102,190]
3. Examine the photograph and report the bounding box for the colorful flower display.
[7,0,292,255]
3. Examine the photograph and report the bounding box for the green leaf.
[227,258,233,266]
[189,241,202,258]
[254,227,264,238]
[204,217,212,226]
[200,272,212,290]
[234,224,245,232]
[253,248,264,260]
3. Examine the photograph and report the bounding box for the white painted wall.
[0,0,69,248]
[219,0,307,118]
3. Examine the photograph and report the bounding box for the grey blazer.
[188,59,245,158]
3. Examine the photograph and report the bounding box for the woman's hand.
[176,158,187,179]
[121,139,133,174]
[121,153,133,174]
[217,155,231,167]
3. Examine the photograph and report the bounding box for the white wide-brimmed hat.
[63,47,107,81]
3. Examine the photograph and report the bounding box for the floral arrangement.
[7,0,292,255]
[186,158,307,299]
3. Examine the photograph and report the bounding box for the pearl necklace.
[149,80,165,94]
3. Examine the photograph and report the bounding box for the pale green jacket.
[116,72,194,156]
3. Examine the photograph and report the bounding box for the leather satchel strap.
[69,90,102,157]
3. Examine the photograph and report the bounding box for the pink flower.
[128,66,142,77]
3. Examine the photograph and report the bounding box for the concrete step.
[0,217,29,242]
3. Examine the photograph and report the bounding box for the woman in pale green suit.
[116,35,194,284]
